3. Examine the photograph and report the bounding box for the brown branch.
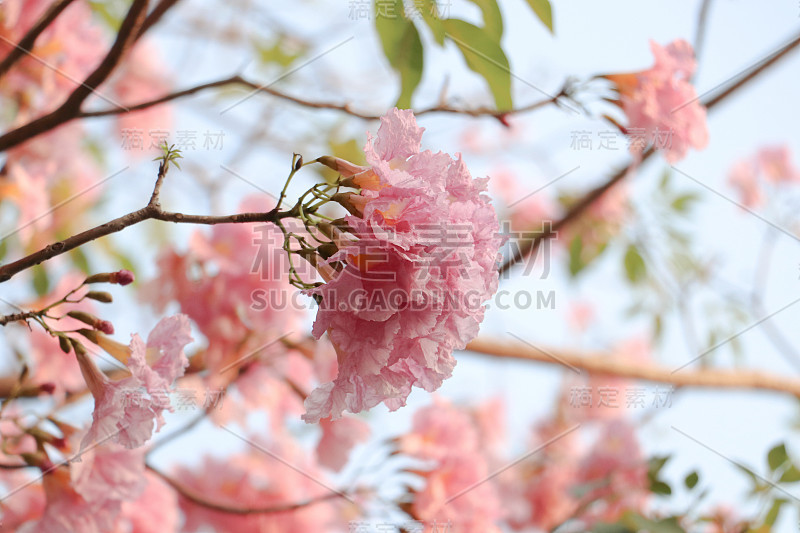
[147,464,348,514]
[0,0,78,79]
[0,310,38,326]
[0,0,150,153]
[0,159,298,283]
[498,29,800,275]
[465,337,800,397]
[137,0,181,39]
[77,75,566,121]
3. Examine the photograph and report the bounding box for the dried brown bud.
[83,273,112,284]
[67,311,98,328]
[85,291,113,303]
[58,335,71,354]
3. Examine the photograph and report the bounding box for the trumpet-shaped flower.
[303,108,503,422]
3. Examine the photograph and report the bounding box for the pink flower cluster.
[77,315,193,450]
[303,109,504,422]
[399,398,504,532]
[607,39,709,163]
[176,436,341,533]
[728,144,800,208]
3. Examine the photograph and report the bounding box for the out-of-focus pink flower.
[727,159,763,208]
[757,145,800,183]
[20,452,135,533]
[144,196,305,377]
[400,399,503,533]
[3,124,104,247]
[77,315,193,450]
[576,420,649,526]
[400,398,480,462]
[490,168,556,231]
[71,444,146,510]
[177,436,342,533]
[115,471,180,533]
[110,39,173,153]
[704,505,749,533]
[502,418,580,531]
[0,469,45,531]
[470,396,506,457]
[606,39,709,163]
[0,0,106,120]
[303,108,504,422]
[568,300,595,332]
[564,336,651,423]
[316,416,370,472]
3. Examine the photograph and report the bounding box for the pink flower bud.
[109,269,135,285]
[96,320,115,335]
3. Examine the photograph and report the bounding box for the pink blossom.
[727,158,763,208]
[757,145,800,183]
[576,420,650,525]
[20,463,123,533]
[0,469,45,531]
[490,168,556,231]
[71,444,146,510]
[115,472,180,533]
[568,300,595,332]
[607,39,709,163]
[144,196,305,379]
[401,400,503,533]
[3,124,105,247]
[316,416,370,471]
[177,436,340,533]
[109,39,173,152]
[303,108,504,422]
[565,336,651,423]
[399,398,480,462]
[0,0,106,121]
[77,315,193,450]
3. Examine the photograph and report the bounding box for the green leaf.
[465,0,503,41]
[684,471,699,489]
[69,248,91,275]
[568,235,584,277]
[524,0,553,33]
[375,0,424,108]
[32,264,49,297]
[624,244,646,284]
[671,193,699,213]
[443,19,512,110]
[768,443,788,471]
[764,497,787,526]
[416,0,446,45]
[779,464,800,483]
[651,480,672,495]
[254,39,304,68]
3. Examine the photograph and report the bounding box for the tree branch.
[466,338,800,398]
[78,75,567,122]
[147,464,349,515]
[498,29,800,274]
[465,337,800,397]
[0,0,78,79]
[137,0,181,39]
[0,161,297,283]
[0,0,150,152]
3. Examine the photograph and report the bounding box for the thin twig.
[147,464,350,514]
[0,0,150,152]
[0,160,298,283]
[78,75,566,122]
[499,29,800,274]
[0,0,78,79]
